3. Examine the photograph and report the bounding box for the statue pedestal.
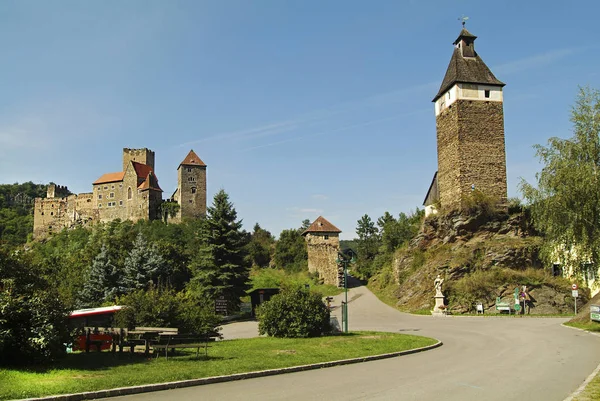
[431,295,446,316]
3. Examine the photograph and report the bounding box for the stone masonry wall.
[177,165,206,220]
[305,233,341,286]
[436,100,507,210]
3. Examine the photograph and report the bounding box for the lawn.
[0,332,436,400]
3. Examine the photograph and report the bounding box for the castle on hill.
[33,148,206,239]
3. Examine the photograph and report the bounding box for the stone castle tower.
[122,148,155,172]
[172,150,207,221]
[428,27,508,211]
[302,216,342,287]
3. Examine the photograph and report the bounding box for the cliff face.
[388,210,587,314]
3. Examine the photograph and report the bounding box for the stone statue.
[434,274,444,297]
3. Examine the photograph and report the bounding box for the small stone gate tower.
[432,27,508,210]
[302,216,342,287]
[175,150,207,220]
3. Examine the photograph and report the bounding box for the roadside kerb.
[561,323,600,401]
[21,340,442,401]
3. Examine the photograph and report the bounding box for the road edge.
[22,340,442,401]
[561,323,600,401]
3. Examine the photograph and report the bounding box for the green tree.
[520,87,600,272]
[121,233,168,294]
[189,190,250,310]
[0,249,70,366]
[246,223,275,268]
[79,244,121,306]
[273,228,307,272]
[354,214,380,278]
[300,219,311,232]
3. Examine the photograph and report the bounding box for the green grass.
[249,267,343,297]
[565,321,600,333]
[0,332,435,400]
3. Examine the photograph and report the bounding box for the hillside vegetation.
[368,203,585,315]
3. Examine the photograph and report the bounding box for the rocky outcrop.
[390,210,584,314]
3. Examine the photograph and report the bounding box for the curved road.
[110,285,600,401]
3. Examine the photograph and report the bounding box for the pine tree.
[79,244,120,306]
[189,190,250,309]
[121,233,167,294]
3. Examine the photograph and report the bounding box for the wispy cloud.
[176,81,436,149]
[240,109,428,152]
[312,194,328,200]
[493,47,584,75]
[286,207,324,216]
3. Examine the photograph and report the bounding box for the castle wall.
[436,100,507,210]
[33,193,98,239]
[305,233,341,286]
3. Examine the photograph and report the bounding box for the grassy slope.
[0,332,435,400]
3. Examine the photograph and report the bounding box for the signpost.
[571,284,579,315]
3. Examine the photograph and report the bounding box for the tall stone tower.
[176,150,207,220]
[302,216,342,287]
[432,27,508,210]
[122,148,155,172]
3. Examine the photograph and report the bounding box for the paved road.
[111,285,600,401]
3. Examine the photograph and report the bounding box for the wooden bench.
[152,331,220,360]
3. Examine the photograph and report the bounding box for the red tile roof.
[302,216,341,235]
[131,162,162,191]
[93,172,125,185]
[179,150,206,168]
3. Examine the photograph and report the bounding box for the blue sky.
[1,1,599,239]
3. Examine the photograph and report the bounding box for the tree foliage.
[79,244,120,306]
[0,182,49,247]
[189,190,250,309]
[246,223,275,268]
[115,286,220,335]
[520,87,600,274]
[121,233,169,294]
[273,228,307,272]
[0,249,70,366]
[257,286,330,338]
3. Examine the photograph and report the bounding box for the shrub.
[257,286,330,338]
[115,286,220,335]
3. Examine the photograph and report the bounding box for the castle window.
[98,194,102,199]
[104,186,108,190]
[189,200,193,203]
[324,235,329,240]
[187,168,192,172]
[50,212,53,216]
[98,203,102,208]
[484,90,490,98]
[110,192,115,198]
[41,212,44,215]
[191,187,197,194]
[188,177,196,182]
[119,200,123,206]
[119,184,123,188]
[127,187,132,200]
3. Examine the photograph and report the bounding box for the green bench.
[495,297,512,314]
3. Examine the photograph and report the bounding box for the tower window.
[191,187,197,194]
[324,235,329,240]
[187,168,192,172]
[98,194,102,199]
[119,200,123,206]
[110,192,115,198]
[188,177,196,182]
[189,200,193,203]
[484,90,490,98]
[127,187,132,200]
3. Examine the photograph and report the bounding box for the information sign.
[215,296,228,315]
[591,305,600,322]
[572,290,579,298]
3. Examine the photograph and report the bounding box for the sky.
[1,1,599,240]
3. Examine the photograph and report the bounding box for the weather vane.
[458,15,469,27]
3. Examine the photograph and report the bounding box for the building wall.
[436,99,507,210]
[177,165,207,221]
[305,233,341,286]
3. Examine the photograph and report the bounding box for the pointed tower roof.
[433,28,504,102]
[179,150,206,168]
[302,216,342,236]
